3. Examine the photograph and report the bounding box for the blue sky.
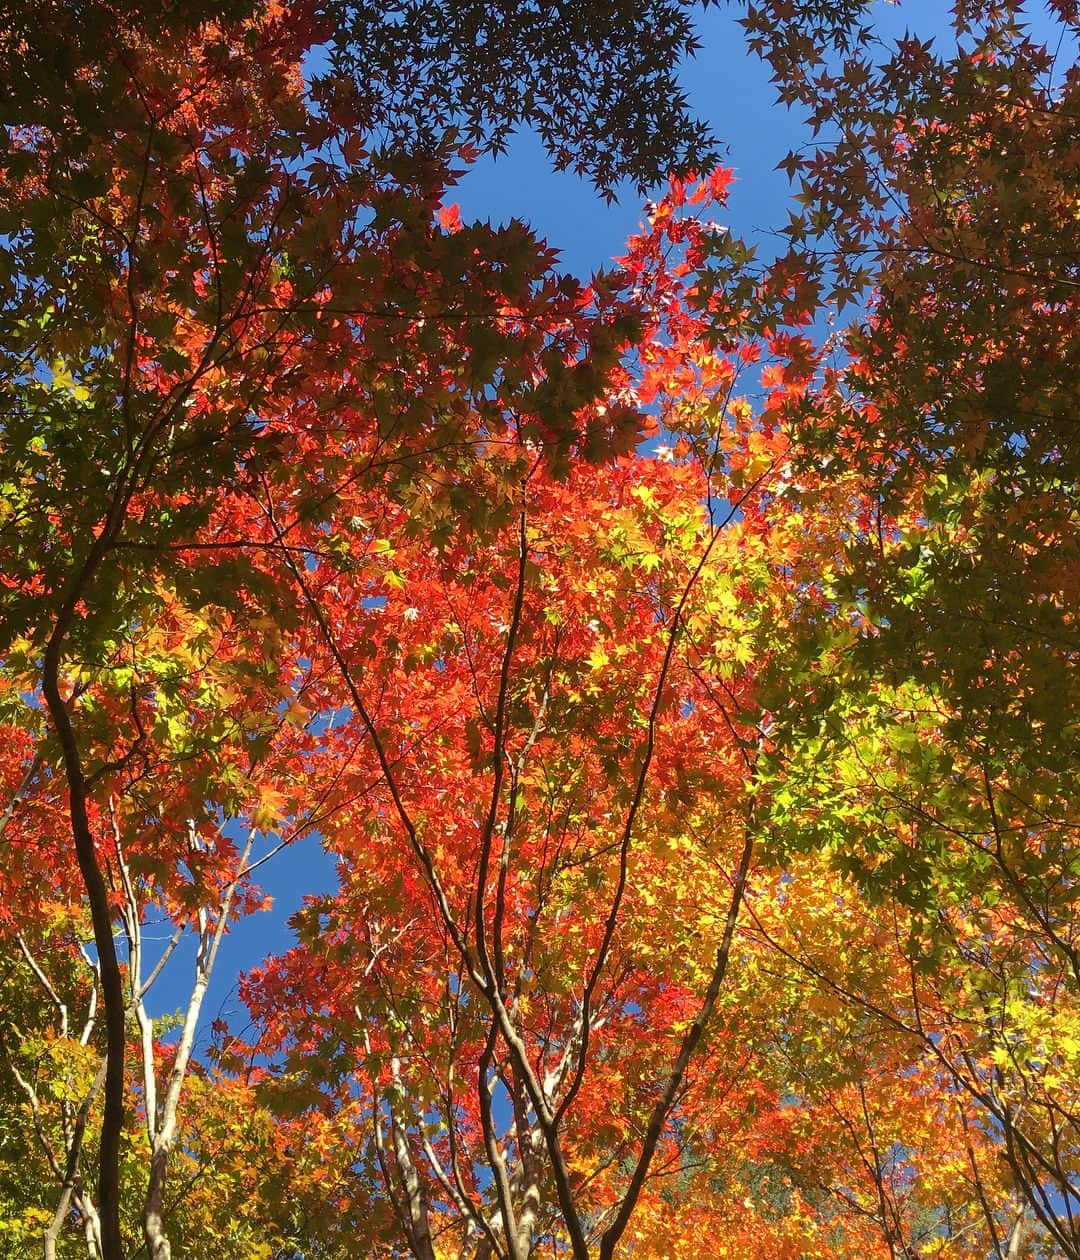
[451,3,792,278]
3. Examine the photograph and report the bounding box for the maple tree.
[232,172,883,1259]
[2,0,1078,1257]
[732,2,1080,1252]
[0,0,659,1251]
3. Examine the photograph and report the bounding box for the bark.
[41,647,127,1260]
[43,1057,108,1260]
[139,830,256,1260]
[1006,1208,1027,1259]
[388,1087,437,1260]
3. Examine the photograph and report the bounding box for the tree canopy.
[1,0,1077,1257]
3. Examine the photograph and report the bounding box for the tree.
[0,0,661,1250]
[3,0,724,194]
[320,0,719,195]
[241,418,764,1258]
[0,908,105,1258]
[729,2,1080,1251]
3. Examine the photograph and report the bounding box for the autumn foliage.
[1,1,1077,1257]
